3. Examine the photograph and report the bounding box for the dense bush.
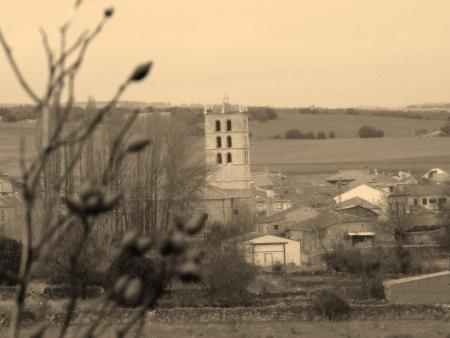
[358,126,384,138]
[107,251,164,306]
[0,237,21,285]
[285,129,304,139]
[316,131,327,139]
[323,245,415,277]
[311,289,351,320]
[201,241,257,307]
[322,247,380,276]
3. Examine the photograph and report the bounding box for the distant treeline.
[0,106,36,122]
[283,129,335,140]
[277,107,450,121]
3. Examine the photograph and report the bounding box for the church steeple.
[222,93,230,114]
[204,96,251,190]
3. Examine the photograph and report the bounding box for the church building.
[200,95,255,226]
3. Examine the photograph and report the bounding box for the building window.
[422,198,428,205]
[233,209,239,215]
[226,119,232,131]
[413,199,418,206]
[429,198,437,204]
[215,120,221,132]
[244,151,248,164]
[389,186,394,193]
[227,136,232,148]
[216,136,222,148]
[227,153,232,163]
[216,153,222,164]
[274,224,279,230]
[243,119,247,131]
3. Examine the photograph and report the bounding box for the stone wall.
[1,303,449,326]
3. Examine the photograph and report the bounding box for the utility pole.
[337,169,343,243]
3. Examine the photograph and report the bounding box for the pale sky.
[1,0,450,107]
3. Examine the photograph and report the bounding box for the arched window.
[226,119,232,131]
[216,136,222,148]
[216,153,222,164]
[227,152,232,163]
[215,120,221,132]
[227,136,232,148]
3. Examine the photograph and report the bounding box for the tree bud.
[122,277,144,306]
[129,61,153,82]
[183,213,207,235]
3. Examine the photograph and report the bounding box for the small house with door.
[241,234,301,267]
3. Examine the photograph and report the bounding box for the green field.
[250,137,450,174]
[1,121,449,177]
[249,111,444,139]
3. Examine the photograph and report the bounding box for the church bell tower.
[204,95,251,190]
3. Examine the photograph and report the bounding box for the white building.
[241,234,301,267]
[334,184,386,207]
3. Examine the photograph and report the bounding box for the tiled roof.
[336,197,379,211]
[286,210,372,232]
[258,205,317,223]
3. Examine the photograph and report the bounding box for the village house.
[255,205,319,234]
[335,197,381,219]
[422,168,450,185]
[294,182,338,207]
[284,210,390,265]
[240,233,301,267]
[387,183,450,245]
[334,184,387,209]
[389,184,450,216]
[251,171,293,219]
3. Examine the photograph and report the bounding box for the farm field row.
[1,122,449,177]
[250,137,450,174]
[249,111,444,139]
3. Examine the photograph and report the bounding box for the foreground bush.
[0,236,21,285]
[201,241,257,307]
[311,289,351,320]
[107,250,164,306]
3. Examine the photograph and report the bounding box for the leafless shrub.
[0,4,206,338]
